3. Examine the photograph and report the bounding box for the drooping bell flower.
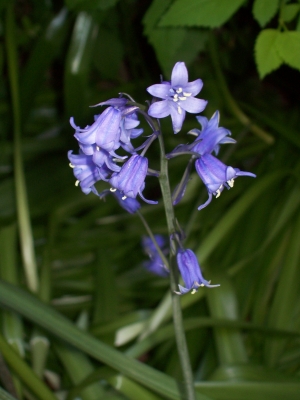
[195,153,256,210]
[142,235,169,277]
[68,150,110,195]
[147,62,207,133]
[176,249,219,295]
[99,189,141,214]
[109,155,157,204]
[71,106,121,153]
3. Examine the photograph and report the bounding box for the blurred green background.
[1,0,300,399]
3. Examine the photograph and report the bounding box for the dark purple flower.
[147,62,207,133]
[176,249,219,295]
[142,235,169,277]
[68,150,110,195]
[195,153,256,210]
[71,106,121,153]
[109,155,157,204]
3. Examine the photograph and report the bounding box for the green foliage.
[254,29,283,78]
[252,0,280,27]
[158,0,246,28]
[255,30,300,78]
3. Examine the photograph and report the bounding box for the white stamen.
[75,180,80,186]
[178,96,187,101]
[200,283,205,287]
[96,146,100,151]
[173,94,179,102]
[227,178,234,188]
[110,188,117,192]
[177,106,182,114]
[183,92,192,97]
[216,188,222,198]
[69,163,75,168]
[122,195,127,200]
[176,87,183,93]
[191,289,197,294]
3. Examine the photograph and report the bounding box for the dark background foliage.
[1,1,300,399]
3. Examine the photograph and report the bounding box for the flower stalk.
[156,126,197,400]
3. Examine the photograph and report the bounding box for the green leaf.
[281,4,300,23]
[0,281,212,400]
[252,0,279,27]
[195,382,300,400]
[159,0,246,28]
[147,28,208,76]
[275,31,300,71]
[65,0,118,11]
[254,29,283,78]
[0,387,18,400]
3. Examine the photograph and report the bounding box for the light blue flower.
[195,153,256,210]
[71,106,121,153]
[176,249,219,295]
[147,62,207,133]
[68,150,110,195]
[188,111,236,155]
[109,155,157,204]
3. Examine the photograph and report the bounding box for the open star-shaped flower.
[147,62,207,133]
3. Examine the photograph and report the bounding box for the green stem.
[137,211,170,270]
[0,333,57,400]
[209,33,274,145]
[157,129,196,400]
[5,3,39,293]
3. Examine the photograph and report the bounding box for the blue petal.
[148,100,171,118]
[147,83,171,98]
[171,62,188,87]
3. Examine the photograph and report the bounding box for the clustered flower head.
[68,61,256,295]
[68,98,159,211]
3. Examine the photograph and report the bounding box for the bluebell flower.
[147,62,207,133]
[119,112,144,153]
[166,111,235,159]
[68,151,110,195]
[195,153,256,210]
[176,249,219,295]
[100,189,141,214]
[188,111,236,155]
[109,155,157,204]
[71,106,121,153]
[92,146,124,173]
[142,235,169,277]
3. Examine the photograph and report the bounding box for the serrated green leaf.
[254,29,283,78]
[252,0,279,27]
[275,31,300,71]
[159,0,246,28]
[281,4,300,23]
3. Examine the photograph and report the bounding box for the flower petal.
[171,62,188,87]
[183,78,203,96]
[148,100,171,118]
[170,104,186,134]
[147,83,170,98]
[180,97,207,114]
